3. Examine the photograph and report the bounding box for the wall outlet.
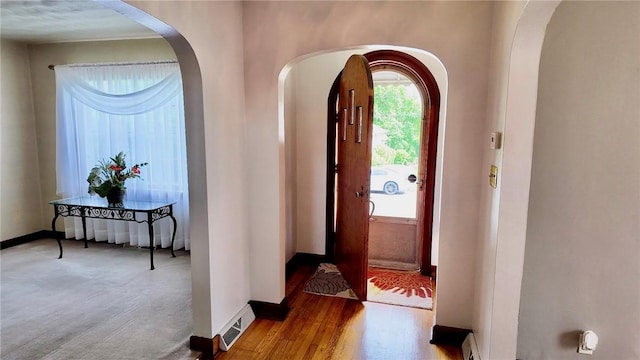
[578,330,598,355]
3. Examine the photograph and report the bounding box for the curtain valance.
[55,65,182,115]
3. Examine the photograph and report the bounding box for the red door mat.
[367,267,433,309]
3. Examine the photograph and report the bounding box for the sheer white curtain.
[55,62,190,250]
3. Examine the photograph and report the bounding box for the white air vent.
[219,304,256,351]
[462,332,480,360]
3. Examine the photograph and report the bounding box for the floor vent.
[219,304,256,351]
[462,332,480,360]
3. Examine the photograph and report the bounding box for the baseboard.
[1,230,62,250]
[285,252,326,279]
[248,297,289,321]
[368,259,419,271]
[189,334,220,360]
[430,325,471,346]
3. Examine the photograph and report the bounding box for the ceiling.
[0,0,160,44]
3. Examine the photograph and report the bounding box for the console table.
[49,197,177,270]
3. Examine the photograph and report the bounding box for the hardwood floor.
[216,264,462,360]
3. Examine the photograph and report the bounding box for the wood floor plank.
[435,345,466,360]
[217,264,462,360]
[232,320,274,352]
[222,348,258,360]
[300,343,319,360]
[244,320,284,357]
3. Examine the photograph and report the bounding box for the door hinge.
[334,164,339,173]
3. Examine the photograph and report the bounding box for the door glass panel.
[369,70,422,219]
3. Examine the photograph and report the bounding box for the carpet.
[367,267,433,309]
[0,239,199,360]
[303,263,358,299]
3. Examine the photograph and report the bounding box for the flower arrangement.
[87,151,148,198]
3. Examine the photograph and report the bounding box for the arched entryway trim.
[98,0,214,346]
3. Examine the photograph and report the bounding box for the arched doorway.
[326,50,441,277]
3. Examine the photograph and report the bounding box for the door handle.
[408,174,424,187]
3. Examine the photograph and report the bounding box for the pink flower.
[132,166,140,174]
[109,165,123,172]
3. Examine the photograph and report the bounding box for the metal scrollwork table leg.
[148,212,155,270]
[170,208,177,258]
[51,212,63,259]
[81,209,88,248]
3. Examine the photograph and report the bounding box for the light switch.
[490,132,502,149]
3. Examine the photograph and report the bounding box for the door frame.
[326,50,441,276]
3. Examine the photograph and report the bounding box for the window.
[55,62,190,250]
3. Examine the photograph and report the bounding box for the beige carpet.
[0,238,199,360]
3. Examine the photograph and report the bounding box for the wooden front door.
[335,55,374,300]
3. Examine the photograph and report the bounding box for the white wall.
[112,1,493,337]
[121,1,251,339]
[0,40,42,240]
[124,0,493,333]
[517,2,640,359]
[472,1,566,358]
[284,66,297,262]
[291,51,352,256]
[27,38,176,230]
[286,48,448,267]
[472,1,527,358]
[243,1,493,328]
[79,3,639,358]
